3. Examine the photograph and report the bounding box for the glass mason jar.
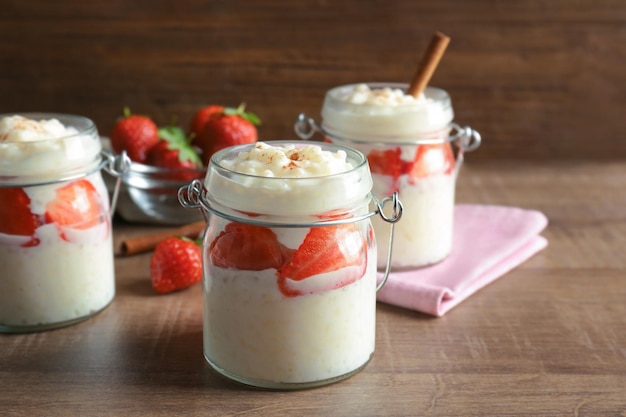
[0,113,127,333]
[179,141,402,389]
[295,83,480,270]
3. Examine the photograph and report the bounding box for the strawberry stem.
[222,103,261,126]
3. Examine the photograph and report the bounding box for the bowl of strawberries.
[105,105,260,225]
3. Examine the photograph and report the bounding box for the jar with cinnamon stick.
[296,83,480,270]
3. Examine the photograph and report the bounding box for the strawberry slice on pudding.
[209,222,293,271]
[44,179,108,242]
[0,187,41,247]
[277,224,367,297]
[408,143,455,179]
[367,142,455,191]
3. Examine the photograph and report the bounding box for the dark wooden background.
[1,0,625,160]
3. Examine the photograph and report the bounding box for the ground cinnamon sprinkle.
[283,160,299,170]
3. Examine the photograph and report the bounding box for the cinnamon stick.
[407,31,451,98]
[120,221,206,256]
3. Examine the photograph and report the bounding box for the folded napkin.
[376,204,548,317]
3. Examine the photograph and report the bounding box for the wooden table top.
[2,159,625,416]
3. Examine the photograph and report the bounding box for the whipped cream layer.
[0,114,101,180]
[219,141,354,177]
[206,141,372,217]
[321,83,454,142]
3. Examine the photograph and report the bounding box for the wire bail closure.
[373,192,403,292]
[294,112,481,178]
[101,149,131,217]
[178,179,403,292]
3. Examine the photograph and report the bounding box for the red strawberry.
[193,104,260,165]
[0,187,41,247]
[150,236,203,294]
[189,105,224,139]
[408,143,455,179]
[367,147,405,180]
[209,222,293,271]
[277,224,367,297]
[44,179,106,241]
[146,126,203,181]
[110,108,159,163]
[367,143,455,191]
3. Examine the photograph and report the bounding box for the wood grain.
[1,160,625,416]
[1,1,625,160]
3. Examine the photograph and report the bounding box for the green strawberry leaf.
[223,103,261,126]
[158,126,187,146]
[176,142,203,166]
[243,111,261,126]
[159,126,203,167]
[176,236,202,246]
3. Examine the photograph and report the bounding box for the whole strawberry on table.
[150,236,203,294]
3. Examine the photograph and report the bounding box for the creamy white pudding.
[204,258,376,385]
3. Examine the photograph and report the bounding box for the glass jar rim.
[0,156,105,187]
[320,83,454,142]
[0,113,103,184]
[202,140,374,219]
[323,82,452,111]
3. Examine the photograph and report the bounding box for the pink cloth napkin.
[376,204,548,317]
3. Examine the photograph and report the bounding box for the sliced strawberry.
[367,147,406,180]
[44,179,106,240]
[367,143,455,190]
[408,143,455,179]
[276,224,367,297]
[0,187,41,247]
[367,147,407,192]
[209,222,293,271]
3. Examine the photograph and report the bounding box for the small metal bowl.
[101,138,206,225]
